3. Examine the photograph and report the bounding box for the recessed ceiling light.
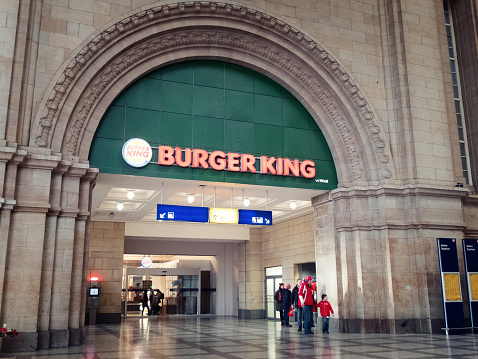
[117,202,124,211]
[127,190,135,200]
[243,198,250,207]
[187,195,195,204]
[290,201,297,210]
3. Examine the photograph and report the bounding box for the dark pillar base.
[1,331,38,352]
[340,318,443,334]
[238,309,266,319]
[80,326,86,344]
[69,328,81,346]
[37,330,51,349]
[50,329,69,348]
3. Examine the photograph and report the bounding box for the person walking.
[299,276,314,334]
[274,283,285,325]
[291,278,304,331]
[318,294,334,334]
[282,283,293,327]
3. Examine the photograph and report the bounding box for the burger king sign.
[122,138,152,168]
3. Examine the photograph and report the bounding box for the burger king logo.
[122,138,152,168]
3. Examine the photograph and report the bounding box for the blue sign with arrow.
[157,204,209,223]
[238,209,272,225]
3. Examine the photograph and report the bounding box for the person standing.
[141,290,150,316]
[318,294,334,334]
[291,279,304,331]
[282,283,293,327]
[274,283,285,325]
[299,276,314,334]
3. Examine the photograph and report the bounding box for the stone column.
[49,163,88,348]
[0,144,21,317]
[68,166,94,345]
[1,150,60,352]
[238,229,264,319]
[313,184,468,334]
[37,167,63,349]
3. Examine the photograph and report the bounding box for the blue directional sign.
[157,204,209,223]
[463,238,478,333]
[238,209,272,226]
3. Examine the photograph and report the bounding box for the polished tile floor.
[1,317,477,358]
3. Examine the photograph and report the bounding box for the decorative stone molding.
[33,1,393,181]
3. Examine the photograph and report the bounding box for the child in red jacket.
[317,294,334,334]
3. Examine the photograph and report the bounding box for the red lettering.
[241,154,256,173]
[300,160,316,178]
[192,149,209,169]
[228,153,240,172]
[175,148,192,167]
[261,156,277,175]
[284,158,300,177]
[209,151,227,170]
[158,146,175,165]
[143,151,150,158]
[276,158,283,175]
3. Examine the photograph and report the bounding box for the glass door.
[265,266,282,320]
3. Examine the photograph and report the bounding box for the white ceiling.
[91,173,327,225]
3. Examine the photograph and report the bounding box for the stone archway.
[31,1,394,186]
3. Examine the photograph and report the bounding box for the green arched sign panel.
[89,61,337,190]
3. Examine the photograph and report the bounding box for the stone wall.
[239,213,315,319]
[87,221,125,323]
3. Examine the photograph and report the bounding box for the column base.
[238,309,265,319]
[339,318,444,334]
[37,330,51,349]
[1,331,38,352]
[69,328,81,346]
[50,329,69,348]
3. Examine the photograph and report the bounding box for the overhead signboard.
[157,204,209,223]
[238,209,272,226]
[209,208,239,224]
[437,238,465,334]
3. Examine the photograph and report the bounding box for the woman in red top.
[317,294,334,333]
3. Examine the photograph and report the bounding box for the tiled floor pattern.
[1,317,477,358]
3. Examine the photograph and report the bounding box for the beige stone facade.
[1,0,478,351]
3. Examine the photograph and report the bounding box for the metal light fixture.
[187,195,195,204]
[127,190,135,199]
[290,201,297,210]
[117,202,124,211]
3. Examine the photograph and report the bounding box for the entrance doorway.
[265,266,282,320]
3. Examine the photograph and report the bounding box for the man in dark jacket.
[282,283,293,327]
[291,278,303,331]
[274,283,284,325]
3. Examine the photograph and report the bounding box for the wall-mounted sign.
[141,256,153,268]
[122,138,152,168]
[209,208,239,224]
[157,146,316,178]
[157,204,209,223]
[238,209,272,225]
